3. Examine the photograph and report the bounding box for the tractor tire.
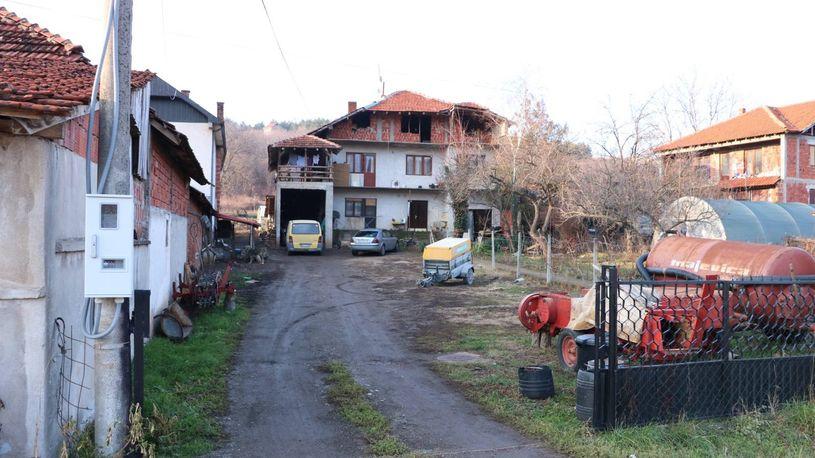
[556,328,580,372]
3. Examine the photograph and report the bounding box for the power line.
[259,0,308,111]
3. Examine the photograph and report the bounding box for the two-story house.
[267,91,505,248]
[655,101,815,203]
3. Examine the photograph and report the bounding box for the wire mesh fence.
[592,266,815,429]
[54,318,94,440]
[472,232,643,285]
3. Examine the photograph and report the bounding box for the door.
[363,154,376,187]
[408,200,428,229]
[363,198,377,228]
[381,230,397,250]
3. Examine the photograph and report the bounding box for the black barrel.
[518,365,555,399]
[575,361,595,421]
[575,333,610,372]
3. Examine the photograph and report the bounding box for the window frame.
[347,152,375,174]
[406,155,433,176]
[345,198,364,217]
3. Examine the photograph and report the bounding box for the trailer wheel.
[556,329,580,372]
[464,268,475,285]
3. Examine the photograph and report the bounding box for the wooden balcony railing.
[276,165,333,182]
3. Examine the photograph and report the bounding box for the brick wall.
[327,112,453,144]
[693,140,781,178]
[214,147,223,211]
[150,143,189,216]
[58,112,99,161]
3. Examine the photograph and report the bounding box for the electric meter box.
[84,194,134,298]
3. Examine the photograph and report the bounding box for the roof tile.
[270,134,341,150]
[656,101,815,152]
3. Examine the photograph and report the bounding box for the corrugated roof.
[270,134,341,150]
[150,76,218,124]
[0,7,154,117]
[656,101,815,152]
[718,175,780,190]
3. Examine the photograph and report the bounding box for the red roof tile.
[369,90,454,113]
[718,175,780,190]
[270,134,341,150]
[656,101,815,152]
[0,7,86,62]
[0,7,154,117]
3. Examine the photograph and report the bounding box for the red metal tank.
[646,237,815,279]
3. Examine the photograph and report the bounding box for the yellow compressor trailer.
[418,237,475,287]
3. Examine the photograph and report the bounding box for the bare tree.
[562,98,720,244]
[656,73,739,142]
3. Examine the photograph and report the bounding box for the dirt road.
[213,249,555,457]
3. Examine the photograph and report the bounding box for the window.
[720,153,730,177]
[351,111,371,129]
[810,145,815,167]
[406,155,432,175]
[400,114,432,142]
[752,149,763,174]
[347,153,375,173]
[810,189,815,205]
[291,223,320,234]
[346,198,377,227]
[346,198,364,217]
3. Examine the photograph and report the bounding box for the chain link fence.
[54,318,94,443]
[592,266,815,429]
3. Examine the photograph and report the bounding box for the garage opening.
[279,188,325,246]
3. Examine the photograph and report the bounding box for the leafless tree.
[656,73,739,142]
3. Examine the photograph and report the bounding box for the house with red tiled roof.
[266,90,507,247]
[0,8,212,456]
[656,100,815,203]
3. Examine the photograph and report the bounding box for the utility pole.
[95,0,133,454]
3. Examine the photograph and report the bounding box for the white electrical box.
[84,194,134,298]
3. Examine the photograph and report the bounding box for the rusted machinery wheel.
[556,328,580,372]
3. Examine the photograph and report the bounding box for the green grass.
[425,325,815,457]
[321,361,410,456]
[141,289,251,456]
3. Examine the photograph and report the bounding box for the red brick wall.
[215,148,223,211]
[58,112,100,161]
[327,112,452,144]
[150,143,189,216]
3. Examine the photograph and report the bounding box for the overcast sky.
[6,0,814,140]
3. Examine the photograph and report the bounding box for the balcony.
[276,165,333,183]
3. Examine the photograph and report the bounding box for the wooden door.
[408,200,428,229]
[363,154,376,187]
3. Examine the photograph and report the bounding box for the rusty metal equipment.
[172,262,236,309]
[519,236,815,371]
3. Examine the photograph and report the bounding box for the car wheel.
[287,250,293,256]
[351,250,358,256]
[379,245,386,256]
[464,268,475,285]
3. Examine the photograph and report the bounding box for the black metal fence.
[592,266,815,429]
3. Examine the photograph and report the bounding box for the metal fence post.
[516,230,522,280]
[546,232,552,284]
[720,281,731,360]
[592,237,598,283]
[606,265,619,428]
[491,228,495,271]
[592,266,607,430]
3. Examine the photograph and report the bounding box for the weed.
[321,361,410,456]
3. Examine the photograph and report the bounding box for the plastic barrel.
[518,365,555,399]
[575,362,595,421]
[575,334,609,372]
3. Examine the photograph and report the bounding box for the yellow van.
[286,220,323,255]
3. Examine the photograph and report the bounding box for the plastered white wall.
[338,143,446,190]
[333,188,449,232]
[148,208,188,317]
[173,122,215,206]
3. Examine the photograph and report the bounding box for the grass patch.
[321,361,410,456]
[426,325,815,457]
[140,281,252,456]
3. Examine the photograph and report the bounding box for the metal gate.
[593,266,815,429]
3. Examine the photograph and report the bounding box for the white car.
[350,229,398,256]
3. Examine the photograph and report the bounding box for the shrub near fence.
[592,266,815,429]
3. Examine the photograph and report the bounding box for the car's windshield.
[355,230,379,237]
[292,223,320,235]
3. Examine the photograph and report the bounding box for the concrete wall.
[333,188,450,232]
[147,207,188,317]
[336,142,445,190]
[0,135,94,456]
[274,181,333,248]
[174,121,215,207]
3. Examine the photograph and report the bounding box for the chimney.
[216,102,224,122]
[348,101,357,113]
[181,89,191,97]
[740,107,747,114]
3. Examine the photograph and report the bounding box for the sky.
[5,0,815,141]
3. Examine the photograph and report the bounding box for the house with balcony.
[656,101,815,203]
[266,91,506,248]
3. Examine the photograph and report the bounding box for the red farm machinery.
[518,236,815,371]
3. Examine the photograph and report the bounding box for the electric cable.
[259,0,308,110]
